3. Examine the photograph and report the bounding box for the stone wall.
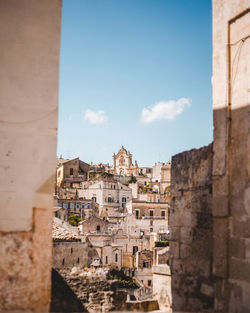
[0,1,61,311]
[53,241,90,269]
[57,268,124,313]
[170,144,214,312]
[212,1,250,312]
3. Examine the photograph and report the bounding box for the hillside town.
[52,146,172,311]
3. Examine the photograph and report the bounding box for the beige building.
[79,179,132,216]
[57,157,90,188]
[152,247,171,311]
[135,250,154,288]
[111,146,139,176]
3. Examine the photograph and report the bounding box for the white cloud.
[141,98,192,123]
[83,109,108,124]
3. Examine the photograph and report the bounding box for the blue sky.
[58,0,212,167]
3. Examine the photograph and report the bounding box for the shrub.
[128,174,137,184]
[155,240,169,247]
[68,215,83,226]
[108,269,138,289]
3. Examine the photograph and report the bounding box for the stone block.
[232,216,250,238]
[230,237,245,259]
[214,278,229,312]
[169,226,180,241]
[230,259,250,283]
[180,244,192,259]
[213,217,228,278]
[169,241,179,259]
[180,227,194,244]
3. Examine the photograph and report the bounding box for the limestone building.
[111,146,139,176]
[56,157,90,188]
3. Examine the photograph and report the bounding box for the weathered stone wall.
[57,268,123,313]
[53,241,89,269]
[50,269,87,312]
[170,144,213,312]
[212,1,250,312]
[0,1,61,311]
[153,265,171,311]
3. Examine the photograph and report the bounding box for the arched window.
[108,197,112,203]
[115,253,118,262]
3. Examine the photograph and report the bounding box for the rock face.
[56,267,121,313]
[170,144,214,312]
[50,269,87,312]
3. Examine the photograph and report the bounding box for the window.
[77,258,80,264]
[143,261,150,268]
[58,202,62,207]
[114,185,116,189]
[148,280,152,286]
[105,256,108,264]
[92,197,96,202]
[108,197,112,203]
[161,210,166,218]
[63,203,68,209]
[70,168,73,175]
[70,202,74,209]
[87,203,90,208]
[133,246,138,255]
[62,259,64,266]
[122,197,126,208]
[149,210,154,217]
[150,227,153,232]
[81,203,85,209]
[96,225,100,231]
[135,210,139,219]
[71,248,73,254]
[76,203,80,209]
[115,253,118,262]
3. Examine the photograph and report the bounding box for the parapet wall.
[170,144,214,312]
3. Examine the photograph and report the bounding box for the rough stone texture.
[212,1,250,312]
[50,269,87,312]
[58,269,119,313]
[53,241,90,269]
[0,207,53,312]
[0,0,61,311]
[170,144,214,312]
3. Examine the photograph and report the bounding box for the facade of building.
[79,179,133,216]
[57,157,90,188]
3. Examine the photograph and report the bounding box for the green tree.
[128,174,137,184]
[68,215,82,226]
